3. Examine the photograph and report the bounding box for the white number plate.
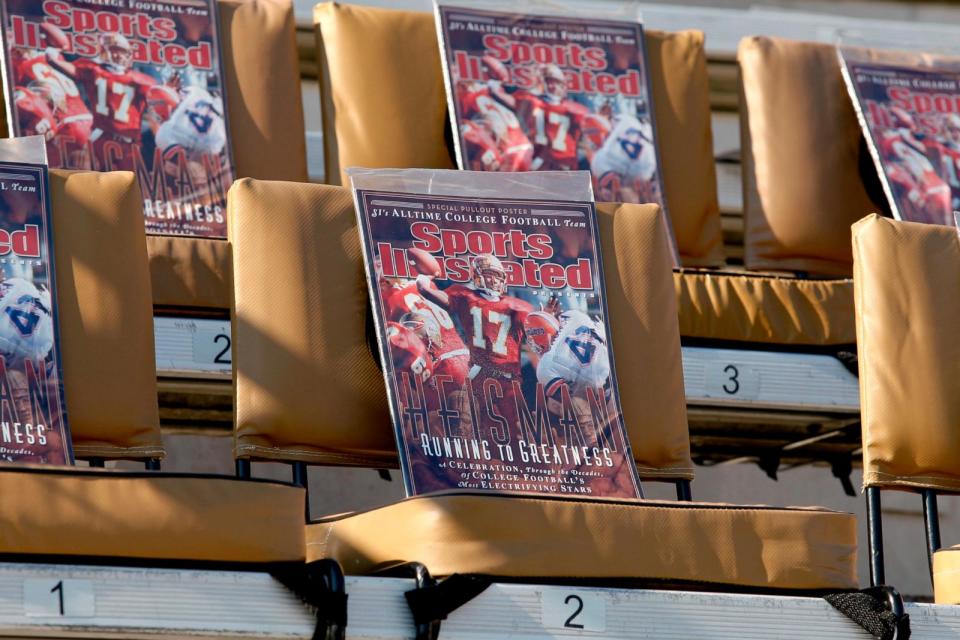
[23,579,95,617]
[541,589,606,633]
[192,327,232,366]
[705,360,760,400]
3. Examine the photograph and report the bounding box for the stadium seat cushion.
[644,30,723,266]
[50,170,163,459]
[596,203,692,479]
[0,464,305,564]
[220,0,307,184]
[739,36,879,276]
[853,214,960,492]
[934,547,960,604]
[676,270,855,346]
[147,235,233,310]
[314,2,454,185]
[306,494,858,592]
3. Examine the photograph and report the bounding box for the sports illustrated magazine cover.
[0,0,234,238]
[435,2,667,211]
[840,46,960,226]
[350,168,643,500]
[0,137,71,465]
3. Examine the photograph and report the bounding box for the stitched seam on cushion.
[422,495,851,515]
[234,444,392,465]
[73,445,165,456]
[0,465,303,487]
[676,270,852,286]
[635,466,695,480]
[635,466,695,474]
[867,471,960,487]
[311,494,852,521]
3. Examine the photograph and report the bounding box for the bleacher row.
[2,0,960,623]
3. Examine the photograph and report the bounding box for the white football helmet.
[537,310,610,396]
[0,278,54,366]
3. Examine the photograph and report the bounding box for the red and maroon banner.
[0,0,234,238]
[353,175,642,499]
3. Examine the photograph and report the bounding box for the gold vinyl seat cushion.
[149,0,306,311]
[314,2,722,266]
[853,215,960,492]
[230,182,692,479]
[50,171,162,460]
[0,465,305,563]
[676,270,855,346]
[933,547,960,604]
[147,235,232,310]
[305,494,857,592]
[739,36,879,277]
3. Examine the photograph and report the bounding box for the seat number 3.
[706,361,758,400]
[722,364,740,395]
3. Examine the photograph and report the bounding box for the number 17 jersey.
[74,59,155,141]
[445,284,532,379]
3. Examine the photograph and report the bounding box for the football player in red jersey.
[933,114,960,211]
[44,26,158,172]
[460,119,502,171]
[416,254,533,438]
[387,320,434,386]
[12,51,92,163]
[383,283,470,389]
[378,261,471,426]
[878,107,951,225]
[494,64,590,171]
[457,57,533,172]
[13,86,57,141]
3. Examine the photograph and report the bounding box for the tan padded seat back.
[597,203,692,480]
[0,465,304,563]
[314,2,454,185]
[853,214,960,492]
[231,179,393,466]
[50,170,163,459]
[231,182,693,478]
[645,31,722,266]
[313,3,722,267]
[306,494,858,591]
[676,271,856,346]
[739,37,878,277]
[220,0,307,183]
[148,0,305,312]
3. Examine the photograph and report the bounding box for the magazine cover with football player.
[350,168,643,500]
[840,44,960,226]
[435,2,666,207]
[0,0,234,238]
[0,136,71,465]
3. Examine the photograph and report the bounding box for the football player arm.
[416,275,450,309]
[488,83,517,109]
[40,23,76,76]
[44,52,75,77]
